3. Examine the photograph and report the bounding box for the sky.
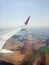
[0,0,49,28]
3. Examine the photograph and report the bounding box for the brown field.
[0,50,26,65]
[0,35,48,65]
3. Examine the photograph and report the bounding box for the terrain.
[0,28,49,65]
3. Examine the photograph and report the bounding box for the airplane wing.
[0,16,30,53]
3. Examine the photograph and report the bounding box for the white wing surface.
[0,16,30,53]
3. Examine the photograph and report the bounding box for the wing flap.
[0,49,14,53]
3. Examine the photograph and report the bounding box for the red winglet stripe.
[24,16,30,25]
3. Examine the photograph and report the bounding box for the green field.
[22,46,49,65]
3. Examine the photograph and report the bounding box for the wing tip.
[24,16,30,25]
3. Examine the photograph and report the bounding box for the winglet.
[24,16,30,25]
